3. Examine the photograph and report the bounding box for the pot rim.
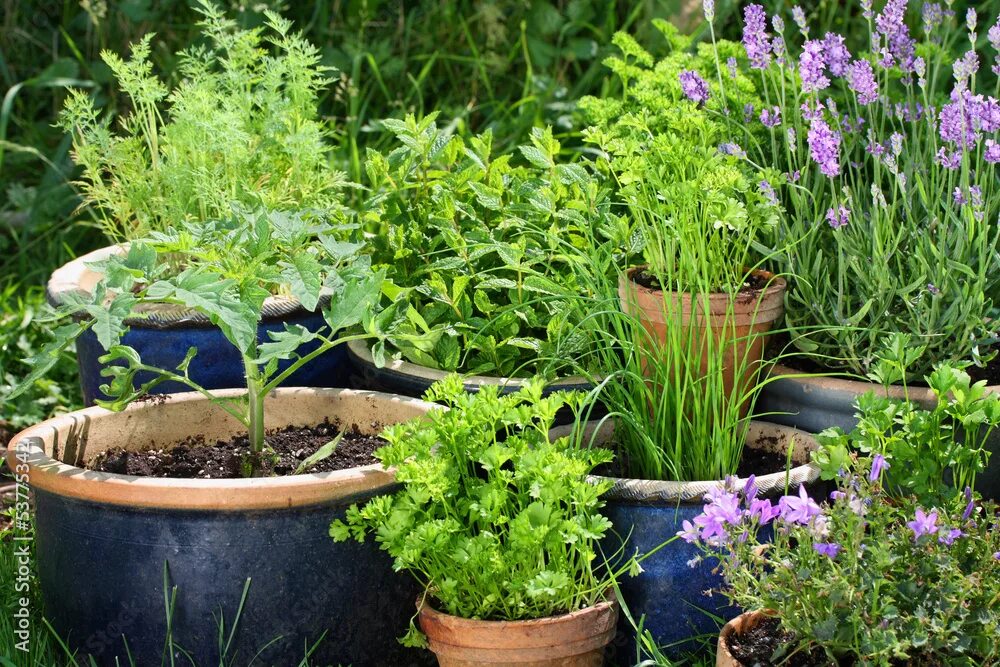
[552,419,820,502]
[47,244,311,328]
[417,592,618,630]
[717,610,778,667]
[346,338,591,389]
[622,266,788,301]
[767,362,949,400]
[6,387,439,511]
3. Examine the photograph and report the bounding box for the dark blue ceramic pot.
[555,420,820,663]
[756,364,1000,501]
[48,246,349,406]
[10,388,438,667]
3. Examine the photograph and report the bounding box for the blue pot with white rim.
[552,419,820,662]
[48,245,350,406]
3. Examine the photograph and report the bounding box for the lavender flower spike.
[679,70,710,105]
[800,40,830,92]
[743,5,772,70]
[703,0,715,21]
[807,116,841,178]
[848,59,878,105]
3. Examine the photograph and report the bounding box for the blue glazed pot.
[756,364,1000,501]
[9,388,438,666]
[49,246,349,406]
[555,420,820,662]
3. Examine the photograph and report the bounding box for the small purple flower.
[703,0,715,21]
[954,187,967,206]
[889,132,903,156]
[744,102,755,123]
[907,508,939,540]
[787,169,800,182]
[985,140,1000,164]
[935,146,961,169]
[719,142,747,158]
[830,490,846,501]
[869,454,889,482]
[677,520,700,543]
[743,475,758,501]
[823,33,851,77]
[747,497,781,524]
[966,8,977,35]
[679,70,711,105]
[727,56,738,78]
[927,283,940,295]
[860,0,873,20]
[792,6,808,35]
[876,0,916,73]
[743,5,772,70]
[994,551,1000,561]
[938,528,963,546]
[758,180,778,206]
[800,39,830,92]
[760,106,781,127]
[826,205,850,229]
[779,485,821,525]
[962,487,975,521]
[954,50,980,85]
[970,185,983,210]
[813,542,841,558]
[989,22,1000,75]
[808,116,841,178]
[922,3,945,36]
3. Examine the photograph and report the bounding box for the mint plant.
[362,114,617,377]
[330,376,627,644]
[11,209,384,475]
[59,1,346,242]
[681,462,1000,665]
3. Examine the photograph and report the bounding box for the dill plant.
[58,1,346,241]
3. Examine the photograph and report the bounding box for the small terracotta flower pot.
[618,267,786,409]
[716,611,775,667]
[418,596,619,666]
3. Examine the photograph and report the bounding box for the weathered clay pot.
[617,268,786,407]
[49,245,349,405]
[756,364,1000,499]
[716,611,775,667]
[551,419,818,660]
[418,596,619,667]
[8,388,438,666]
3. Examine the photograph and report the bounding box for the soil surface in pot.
[631,269,769,296]
[768,333,1000,386]
[728,616,957,666]
[89,421,385,478]
[595,443,795,482]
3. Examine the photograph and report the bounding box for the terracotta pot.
[418,596,619,667]
[716,611,775,667]
[8,388,438,666]
[755,364,1000,500]
[618,268,786,406]
[48,245,349,405]
[551,419,818,660]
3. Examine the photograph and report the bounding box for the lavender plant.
[700,1,1000,378]
[681,463,1000,664]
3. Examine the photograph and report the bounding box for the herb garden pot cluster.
[9,388,435,666]
[49,246,350,406]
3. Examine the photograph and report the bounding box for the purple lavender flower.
[940,89,978,149]
[760,106,781,127]
[719,142,747,158]
[907,508,939,540]
[985,139,1000,164]
[823,33,851,77]
[703,0,715,21]
[847,59,878,105]
[792,6,808,35]
[861,0,873,20]
[954,50,980,85]
[744,102,755,123]
[813,542,841,558]
[990,22,1000,75]
[758,180,779,206]
[970,185,983,208]
[994,551,1000,561]
[808,116,841,177]
[679,70,710,105]
[922,2,945,36]
[876,0,916,73]
[743,4,772,70]
[976,96,1000,133]
[927,283,941,295]
[869,454,890,481]
[727,56,738,78]
[954,187,967,206]
[826,205,849,229]
[938,528,963,546]
[778,485,821,525]
[935,146,961,169]
[889,132,904,156]
[787,169,800,182]
[800,39,830,92]
[966,8,977,35]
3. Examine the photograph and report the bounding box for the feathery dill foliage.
[362,114,618,377]
[331,377,624,644]
[57,0,347,242]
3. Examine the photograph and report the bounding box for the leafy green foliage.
[9,209,384,471]
[57,1,347,242]
[363,114,617,376]
[580,22,780,294]
[814,364,1000,505]
[331,377,621,636]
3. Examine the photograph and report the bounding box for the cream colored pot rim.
[767,362,963,399]
[346,338,591,388]
[7,387,440,511]
[47,244,311,324]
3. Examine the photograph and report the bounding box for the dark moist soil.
[727,616,829,666]
[631,269,769,298]
[89,421,385,479]
[768,332,1000,387]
